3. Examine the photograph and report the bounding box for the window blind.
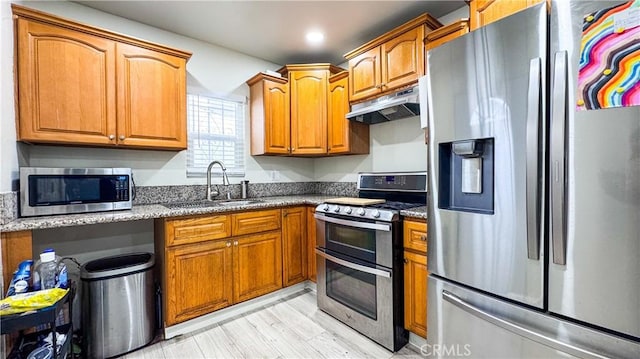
[186,93,245,177]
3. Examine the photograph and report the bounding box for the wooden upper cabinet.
[328,72,369,155]
[116,43,187,149]
[425,19,470,51]
[469,0,544,30]
[14,18,117,145]
[345,13,442,103]
[247,73,290,155]
[381,25,424,92]
[280,65,335,155]
[12,5,191,150]
[348,47,381,102]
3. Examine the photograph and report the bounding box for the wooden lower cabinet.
[233,231,283,303]
[404,250,428,338]
[282,207,307,286]
[403,218,428,338]
[165,239,233,326]
[306,206,317,282]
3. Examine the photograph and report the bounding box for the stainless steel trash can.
[81,253,155,358]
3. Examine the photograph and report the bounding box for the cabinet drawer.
[166,215,232,247]
[232,209,281,236]
[403,219,427,254]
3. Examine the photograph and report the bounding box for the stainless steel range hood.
[346,85,419,124]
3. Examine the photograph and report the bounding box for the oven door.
[314,212,393,267]
[315,247,396,351]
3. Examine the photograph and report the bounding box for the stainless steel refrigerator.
[426,1,640,357]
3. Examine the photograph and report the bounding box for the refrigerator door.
[549,0,640,339]
[428,276,640,358]
[427,4,547,307]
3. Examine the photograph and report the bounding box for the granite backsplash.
[0,182,357,224]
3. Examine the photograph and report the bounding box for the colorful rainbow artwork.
[577,0,640,110]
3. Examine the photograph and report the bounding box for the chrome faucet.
[206,160,231,201]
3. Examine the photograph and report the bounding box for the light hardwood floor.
[120,290,425,359]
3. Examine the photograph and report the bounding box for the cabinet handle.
[119,135,125,140]
[283,212,288,217]
[291,147,295,152]
[109,134,115,140]
[226,241,231,247]
[233,240,238,246]
[420,235,427,241]
[404,258,409,264]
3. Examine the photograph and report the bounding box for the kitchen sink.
[162,199,264,209]
[216,199,263,206]
[162,200,221,209]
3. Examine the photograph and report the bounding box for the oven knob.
[333,205,341,213]
[372,209,381,218]
[357,208,366,216]
[322,204,329,211]
[344,206,352,214]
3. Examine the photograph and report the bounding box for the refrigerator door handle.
[526,57,542,260]
[551,51,568,265]
[442,291,608,359]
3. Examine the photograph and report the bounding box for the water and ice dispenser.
[438,138,494,214]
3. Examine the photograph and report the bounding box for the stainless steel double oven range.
[314,171,427,352]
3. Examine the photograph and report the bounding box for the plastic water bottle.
[32,249,68,291]
[37,250,58,290]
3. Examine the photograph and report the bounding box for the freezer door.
[428,275,640,358]
[426,4,546,307]
[549,0,640,339]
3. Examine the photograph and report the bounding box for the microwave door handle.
[551,51,568,265]
[526,57,542,260]
[442,291,607,359]
[314,213,392,232]
[315,249,392,278]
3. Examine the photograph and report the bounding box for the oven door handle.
[315,248,392,278]
[314,213,392,232]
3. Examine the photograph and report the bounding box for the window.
[186,93,245,177]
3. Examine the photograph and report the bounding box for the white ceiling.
[74,1,466,65]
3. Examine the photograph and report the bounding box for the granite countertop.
[0,195,428,232]
[400,206,427,220]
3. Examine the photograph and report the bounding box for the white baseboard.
[164,281,314,339]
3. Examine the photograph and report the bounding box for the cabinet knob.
[119,135,126,140]
[421,235,427,241]
[403,258,409,264]
[233,240,238,246]
[109,134,115,140]
[291,147,295,152]
[226,241,231,247]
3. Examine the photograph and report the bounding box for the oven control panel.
[316,204,397,222]
[357,171,427,192]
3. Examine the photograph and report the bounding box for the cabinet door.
[403,219,427,254]
[165,215,231,247]
[289,70,328,155]
[116,43,187,149]
[348,47,381,102]
[381,25,425,92]
[282,207,307,286]
[233,231,283,303]
[404,250,428,338]
[263,80,291,154]
[469,0,543,30]
[166,240,233,325]
[15,19,116,145]
[328,74,370,155]
[306,206,317,282]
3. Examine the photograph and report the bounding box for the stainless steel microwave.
[20,167,133,217]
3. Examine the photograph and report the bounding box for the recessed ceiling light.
[306,31,324,45]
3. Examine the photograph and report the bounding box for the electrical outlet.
[270,170,280,181]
